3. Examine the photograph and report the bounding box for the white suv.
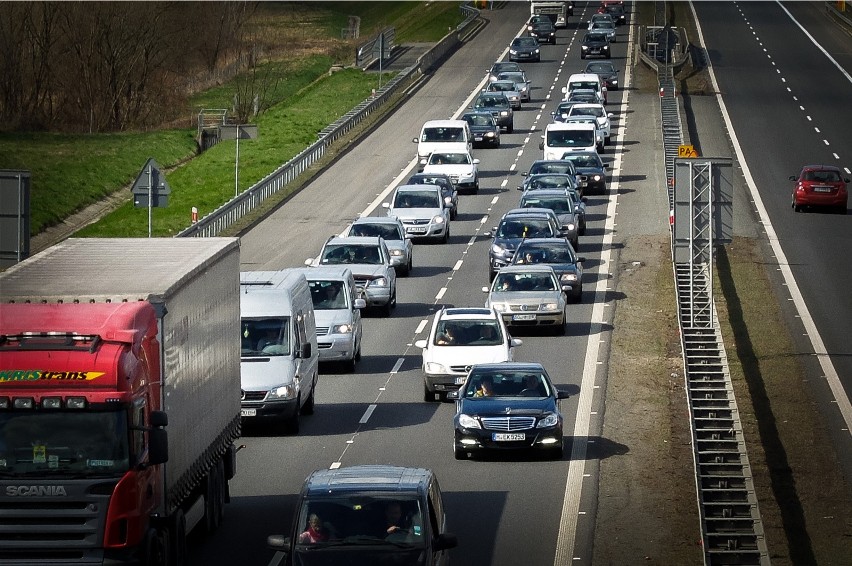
[415,307,522,402]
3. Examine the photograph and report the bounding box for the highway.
[186,1,852,565]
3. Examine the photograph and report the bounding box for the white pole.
[235,130,240,197]
[148,165,153,238]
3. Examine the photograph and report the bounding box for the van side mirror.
[298,343,312,359]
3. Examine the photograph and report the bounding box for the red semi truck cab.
[0,301,170,561]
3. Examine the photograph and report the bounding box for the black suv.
[529,20,556,44]
[473,93,514,133]
[268,465,458,565]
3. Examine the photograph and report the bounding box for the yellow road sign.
[678,145,698,158]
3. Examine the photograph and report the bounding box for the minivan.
[562,72,608,105]
[239,270,319,434]
[413,119,472,162]
[268,465,457,565]
[285,266,366,372]
[540,122,598,160]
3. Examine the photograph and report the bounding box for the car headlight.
[582,45,589,50]
[537,412,559,428]
[491,303,507,312]
[499,110,508,116]
[534,49,540,54]
[491,243,506,254]
[432,215,445,224]
[566,223,576,231]
[425,362,447,374]
[612,79,618,84]
[603,45,609,50]
[458,414,481,429]
[510,49,518,55]
[485,132,495,137]
[369,277,388,287]
[540,302,559,311]
[592,174,602,181]
[561,273,578,282]
[389,249,403,257]
[331,323,353,334]
[267,385,296,400]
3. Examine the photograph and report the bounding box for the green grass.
[0,2,459,239]
[75,68,389,237]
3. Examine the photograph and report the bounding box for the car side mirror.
[603,164,609,169]
[414,339,428,349]
[539,141,544,150]
[420,158,427,166]
[304,258,313,266]
[473,158,481,164]
[435,533,459,551]
[510,337,523,347]
[561,284,573,293]
[412,138,418,143]
[788,175,797,181]
[481,286,490,293]
[517,185,523,191]
[581,196,588,203]
[561,86,568,94]
[353,298,367,309]
[446,391,460,401]
[382,202,390,208]
[556,390,571,400]
[607,112,614,118]
[268,535,290,552]
[577,256,586,263]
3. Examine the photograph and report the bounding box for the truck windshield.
[0,410,129,477]
[241,317,291,357]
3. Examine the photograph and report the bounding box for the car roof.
[547,121,596,131]
[504,208,557,220]
[569,73,602,82]
[327,236,383,246]
[440,307,498,320]
[352,216,401,226]
[396,183,441,193]
[517,237,574,247]
[470,362,547,374]
[802,164,841,171]
[303,465,432,496]
[522,188,572,197]
[497,264,557,275]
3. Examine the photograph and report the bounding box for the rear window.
[421,127,464,143]
[546,129,595,148]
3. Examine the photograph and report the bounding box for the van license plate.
[240,408,257,417]
[493,433,525,441]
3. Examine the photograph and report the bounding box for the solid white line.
[359,404,377,424]
[692,1,852,432]
[553,15,637,566]
[415,319,429,334]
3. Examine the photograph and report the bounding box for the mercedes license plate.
[512,313,536,321]
[474,136,483,142]
[493,433,525,441]
[240,408,257,417]
[454,376,466,385]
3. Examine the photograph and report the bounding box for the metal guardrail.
[648,3,771,563]
[177,5,480,239]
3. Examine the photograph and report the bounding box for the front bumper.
[402,221,447,239]
[240,397,298,420]
[317,332,357,361]
[454,426,563,452]
[497,309,564,327]
[424,372,467,394]
[510,51,540,62]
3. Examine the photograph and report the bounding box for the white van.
[561,72,608,105]
[239,270,319,434]
[413,119,473,162]
[284,266,366,372]
[540,122,598,160]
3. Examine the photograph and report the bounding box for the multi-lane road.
[187,2,852,565]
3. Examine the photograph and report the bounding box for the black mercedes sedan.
[449,362,570,460]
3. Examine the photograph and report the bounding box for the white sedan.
[421,150,480,194]
[567,102,614,145]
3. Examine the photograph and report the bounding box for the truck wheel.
[169,510,187,566]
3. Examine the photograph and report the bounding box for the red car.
[790,165,849,214]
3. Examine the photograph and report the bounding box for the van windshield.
[241,317,291,356]
[309,281,348,310]
[294,495,426,548]
[547,129,594,148]
[421,127,463,142]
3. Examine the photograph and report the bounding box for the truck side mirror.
[150,410,168,427]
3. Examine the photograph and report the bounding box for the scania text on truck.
[0,237,242,566]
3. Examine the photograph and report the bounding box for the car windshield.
[489,82,515,92]
[0,411,130,477]
[563,153,603,168]
[421,127,463,142]
[463,371,552,398]
[522,196,571,213]
[477,96,507,109]
[571,81,599,91]
[394,190,439,208]
[499,72,524,83]
[308,280,348,310]
[547,129,595,147]
[592,22,614,30]
[429,153,470,166]
[529,162,574,175]
[321,244,383,265]
[241,317,291,356]
[294,495,426,548]
[513,38,538,47]
[515,244,576,264]
[570,106,604,118]
[586,63,615,73]
[433,320,503,346]
[568,93,598,103]
[349,222,402,241]
[528,175,574,189]
[585,33,608,42]
[497,219,553,238]
[492,62,520,74]
[464,114,494,127]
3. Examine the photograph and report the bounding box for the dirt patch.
[594,234,703,565]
